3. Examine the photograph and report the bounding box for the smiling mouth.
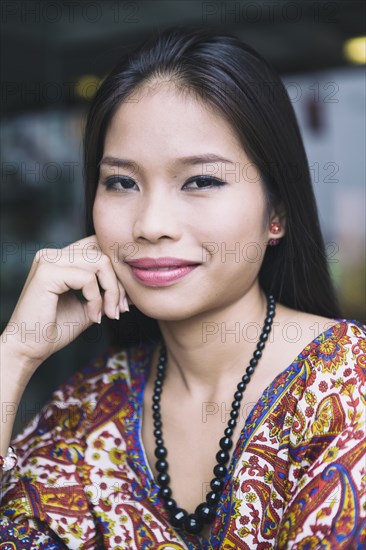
[137,266,195,270]
[126,262,199,286]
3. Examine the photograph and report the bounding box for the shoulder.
[287,313,365,435]
[274,304,365,363]
[292,311,365,364]
[261,304,366,402]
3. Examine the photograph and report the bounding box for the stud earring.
[270,222,281,234]
[268,222,282,246]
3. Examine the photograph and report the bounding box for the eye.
[182,176,227,190]
[100,176,138,191]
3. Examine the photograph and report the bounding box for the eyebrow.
[99,154,235,170]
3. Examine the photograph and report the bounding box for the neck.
[156,284,268,400]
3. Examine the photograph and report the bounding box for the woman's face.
[93,83,278,320]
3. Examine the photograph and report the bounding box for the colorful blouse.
[0,319,365,549]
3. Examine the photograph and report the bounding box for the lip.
[124,257,200,287]
[125,257,199,268]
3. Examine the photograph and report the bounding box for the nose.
[132,188,181,243]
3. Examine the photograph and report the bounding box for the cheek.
[92,198,122,244]
[92,199,106,237]
[220,191,267,239]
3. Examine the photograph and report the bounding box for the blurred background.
[1,0,365,436]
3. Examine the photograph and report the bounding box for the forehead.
[103,83,244,160]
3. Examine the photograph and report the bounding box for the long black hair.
[83,26,341,346]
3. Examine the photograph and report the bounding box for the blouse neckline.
[124,318,351,548]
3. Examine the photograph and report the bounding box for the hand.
[1,235,130,372]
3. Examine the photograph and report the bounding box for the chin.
[132,299,198,322]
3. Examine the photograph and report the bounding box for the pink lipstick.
[125,257,200,287]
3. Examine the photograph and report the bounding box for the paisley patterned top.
[0,319,365,549]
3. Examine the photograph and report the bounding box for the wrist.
[0,341,40,390]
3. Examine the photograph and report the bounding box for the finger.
[117,280,130,313]
[33,244,120,321]
[93,256,121,319]
[38,265,103,324]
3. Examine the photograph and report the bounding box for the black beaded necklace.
[152,294,276,535]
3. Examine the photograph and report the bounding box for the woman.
[0,27,365,549]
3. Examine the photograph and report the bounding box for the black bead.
[152,403,160,412]
[210,477,224,492]
[153,428,162,438]
[165,498,177,511]
[153,420,162,429]
[253,349,262,359]
[263,323,272,333]
[259,332,269,342]
[156,459,168,472]
[219,436,233,450]
[237,382,245,392]
[242,374,250,384]
[195,503,216,523]
[154,378,163,387]
[153,411,161,420]
[230,409,239,420]
[224,427,234,437]
[249,358,258,368]
[152,394,161,403]
[170,508,188,528]
[213,464,227,478]
[264,316,272,325]
[154,446,167,459]
[216,450,229,464]
[156,438,164,447]
[154,386,162,395]
[246,365,255,375]
[206,490,220,505]
[231,399,241,410]
[234,390,243,401]
[185,514,203,534]
[257,341,265,350]
[159,486,172,499]
[227,418,236,429]
[157,472,170,486]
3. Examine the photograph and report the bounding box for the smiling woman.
[0,27,365,550]
[93,85,275,324]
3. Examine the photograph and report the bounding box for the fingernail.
[123,297,130,312]
[97,312,102,324]
[115,306,120,320]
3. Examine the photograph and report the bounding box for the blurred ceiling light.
[75,75,102,99]
[343,36,366,64]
